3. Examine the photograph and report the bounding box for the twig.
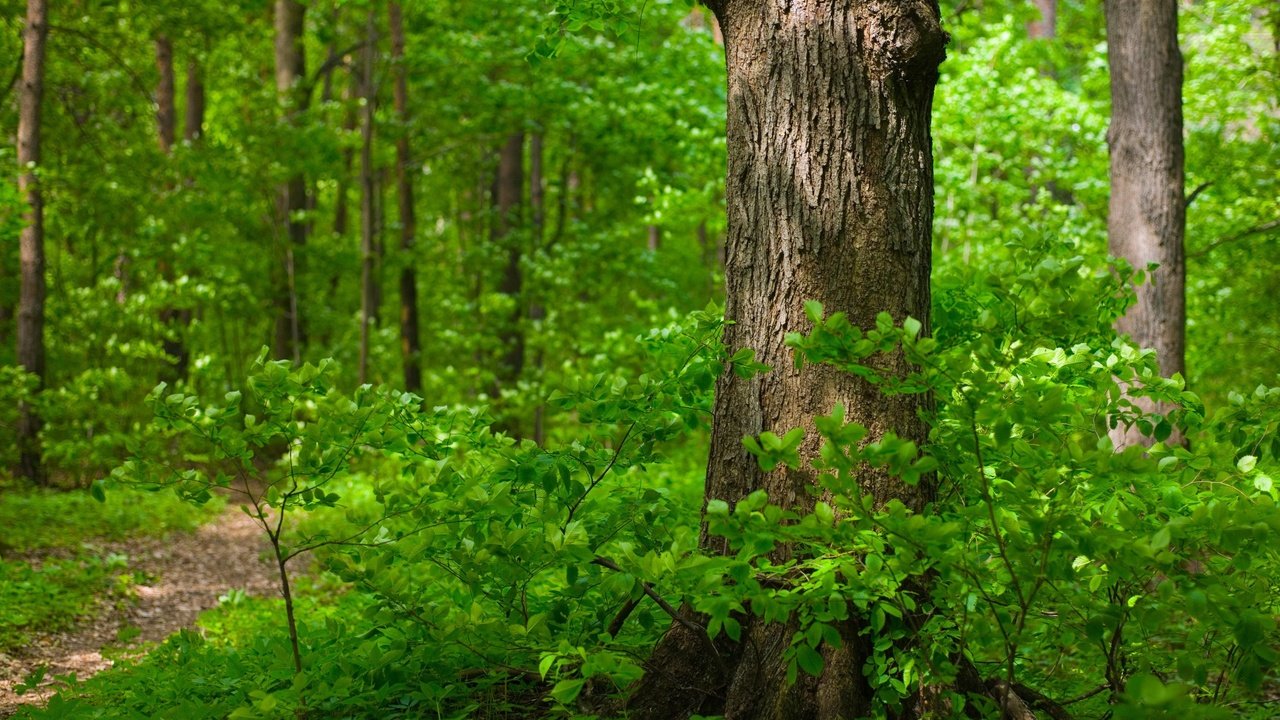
[590,556,703,635]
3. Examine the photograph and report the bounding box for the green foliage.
[697,236,1280,717]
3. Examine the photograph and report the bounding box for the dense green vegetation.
[2,0,1278,718]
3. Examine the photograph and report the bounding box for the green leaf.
[796,644,824,676]
[550,678,586,705]
[1237,455,1258,473]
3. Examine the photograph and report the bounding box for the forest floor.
[0,507,278,717]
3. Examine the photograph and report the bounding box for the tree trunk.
[185,57,205,142]
[1105,0,1186,448]
[389,2,422,395]
[1028,0,1056,40]
[358,9,378,385]
[155,36,176,153]
[646,223,660,252]
[16,0,48,485]
[529,131,546,445]
[274,0,307,363]
[155,35,190,384]
[492,131,525,435]
[626,2,945,718]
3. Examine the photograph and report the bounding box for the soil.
[0,507,278,717]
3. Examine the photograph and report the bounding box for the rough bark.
[1028,0,1056,40]
[358,9,378,385]
[492,131,525,435]
[16,0,48,485]
[389,2,422,395]
[273,0,307,363]
[1105,0,1186,448]
[626,2,945,718]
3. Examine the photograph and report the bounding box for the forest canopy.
[1,1,1278,719]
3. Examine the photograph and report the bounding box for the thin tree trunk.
[335,71,358,238]
[16,0,48,485]
[1105,0,1186,448]
[357,9,377,385]
[493,131,524,436]
[529,131,546,445]
[155,35,190,384]
[627,2,946,718]
[389,2,422,395]
[273,0,307,364]
[155,36,176,153]
[184,57,205,142]
[646,223,660,252]
[1028,0,1056,40]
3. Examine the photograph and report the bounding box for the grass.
[0,486,224,553]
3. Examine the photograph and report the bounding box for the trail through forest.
[0,508,277,716]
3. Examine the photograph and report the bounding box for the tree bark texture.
[389,2,423,396]
[627,1,945,718]
[1105,0,1186,448]
[16,0,48,485]
[358,9,378,385]
[492,131,525,434]
[274,0,307,363]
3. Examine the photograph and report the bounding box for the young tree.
[1105,0,1186,447]
[16,0,49,485]
[628,2,946,717]
[389,2,422,395]
[274,0,308,363]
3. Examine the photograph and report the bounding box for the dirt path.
[0,508,278,716]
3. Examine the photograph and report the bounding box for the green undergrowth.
[0,486,224,553]
[12,574,521,720]
[0,554,129,653]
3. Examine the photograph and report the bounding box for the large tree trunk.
[358,9,378,385]
[16,0,48,485]
[273,0,307,363]
[492,131,525,436]
[1105,0,1185,448]
[389,2,422,396]
[626,2,945,718]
